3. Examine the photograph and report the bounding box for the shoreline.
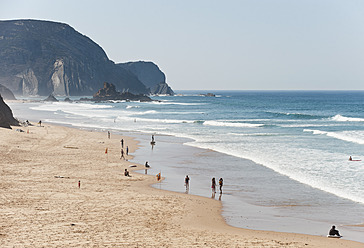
[1,122,363,247]
[130,131,364,242]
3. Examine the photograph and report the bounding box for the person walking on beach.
[126,146,129,156]
[152,135,154,142]
[185,175,190,192]
[108,131,110,139]
[219,178,223,193]
[211,178,216,194]
[78,180,81,189]
[120,149,125,160]
[121,139,124,148]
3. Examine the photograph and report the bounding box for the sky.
[1,0,364,90]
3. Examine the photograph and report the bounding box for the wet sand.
[0,123,363,247]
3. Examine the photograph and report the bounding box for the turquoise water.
[8,91,364,242]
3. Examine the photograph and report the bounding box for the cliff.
[118,61,174,95]
[0,94,19,129]
[0,84,16,100]
[0,20,148,96]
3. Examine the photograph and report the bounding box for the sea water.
[7,91,364,242]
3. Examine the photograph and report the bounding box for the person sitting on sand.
[145,161,150,168]
[124,169,130,177]
[329,225,341,236]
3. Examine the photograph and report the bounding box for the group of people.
[211,177,224,194]
[184,175,224,195]
[120,139,129,160]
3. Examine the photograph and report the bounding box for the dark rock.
[200,93,216,97]
[118,61,174,95]
[44,94,58,102]
[150,82,174,95]
[0,84,16,100]
[0,94,19,129]
[64,97,72,102]
[0,19,148,96]
[93,82,152,102]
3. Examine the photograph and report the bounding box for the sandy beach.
[1,123,363,247]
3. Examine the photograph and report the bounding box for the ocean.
[7,91,364,242]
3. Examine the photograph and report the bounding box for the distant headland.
[0,19,174,97]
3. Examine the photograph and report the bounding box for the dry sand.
[1,123,363,247]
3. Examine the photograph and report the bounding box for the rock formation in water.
[0,84,16,100]
[0,19,149,96]
[118,61,174,95]
[0,94,19,129]
[93,82,152,102]
[43,94,59,102]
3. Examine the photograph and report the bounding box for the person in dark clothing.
[185,175,190,192]
[219,178,223,193]
[329,225,341,236]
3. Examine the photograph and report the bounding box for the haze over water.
[8,90,364,242]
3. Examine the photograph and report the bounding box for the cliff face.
[118,61,174,95]
[0,94,19,129]
[0,84,16,100]
[0,20,148,96]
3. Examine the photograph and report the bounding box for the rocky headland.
[0,19,174,97]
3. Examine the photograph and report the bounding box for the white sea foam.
[150,101,204,106]
[203,120,264,128]
[126,105,139,109]
[304,129,364,145]
[331,114,364,122]
[228,132,281,136]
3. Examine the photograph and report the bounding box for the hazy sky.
[1,0,364,90]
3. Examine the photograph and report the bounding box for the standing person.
[38,120,42,127]
[78,180,81,189]
[219,178,223,193]
[152,135,154,142]
[108,131,110,139]
[120,149,125,160]
[145,161,150,168]
[126,146,129,156]
[121,139,124,148]
[185,175,190,192]
[211,178,216,194]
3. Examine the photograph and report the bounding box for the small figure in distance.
[108,131,110,139]
[120,149,125,160]
[145,161,150,168]
[219,178,223,194]
[124,169,130,177]
[152,135,154,142]
[329,225,341,237]
[121,139,124,148]
[211,178,216,194]
[185,175,190,192]
[349,156,352,161]
[38,120,42,127]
